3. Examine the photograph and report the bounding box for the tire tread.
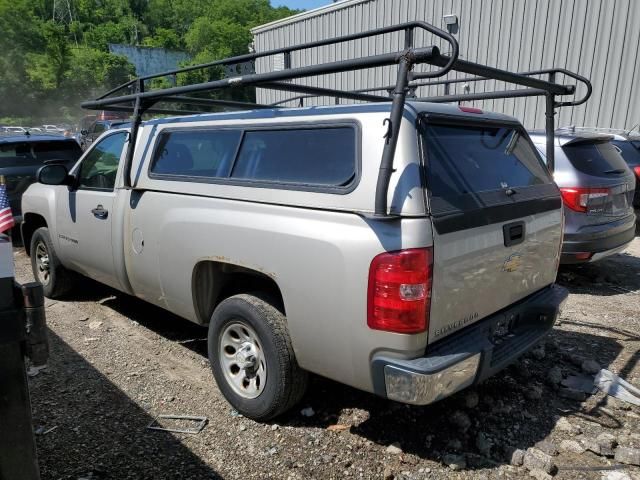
[30,227,74,298]
[208,293,307,421]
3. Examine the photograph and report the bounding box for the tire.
[208,294,308,421]
[30,227,74,298]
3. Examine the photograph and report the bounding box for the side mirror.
[80,129,88,135]
[37,164,71,186]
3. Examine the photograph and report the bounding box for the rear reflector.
[458,106,483,114]
[559,187,609,213]
[367,248,433,334]
[574,252,593,260]
[633,166,640,179]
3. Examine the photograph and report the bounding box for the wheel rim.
[35,241,51,286]
[219,321,267,399]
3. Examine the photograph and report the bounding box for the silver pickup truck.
[21,101,568,420]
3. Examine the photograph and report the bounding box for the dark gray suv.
[529,130,636,264]
[0,132,81,223]
[558,128,640,209]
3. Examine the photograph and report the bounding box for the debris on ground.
[595,369,640,407]
[522,448,557,475]
[146,415,208,434]
[561,374,596,394]
[300,407,315,417]
[442,453,466,470]
[385,442,402,455]
[27,364,47,377]
[614,446,640,466]
[581,359,601,375]
[326,424,349,432]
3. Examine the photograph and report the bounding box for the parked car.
[79,120,117,150]
[529,130,636,263]
[556,127,640,210]
[41,125,64,133]
[22,102,568,420]
[3,126,27,134]
[0,132,82,223]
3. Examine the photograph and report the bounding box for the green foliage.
[142,28,182,49]
[0,0,299,123]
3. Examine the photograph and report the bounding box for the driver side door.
[55,131,127,290]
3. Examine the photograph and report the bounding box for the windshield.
[0,140,82,167]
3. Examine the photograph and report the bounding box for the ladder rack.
[82,21,592,217]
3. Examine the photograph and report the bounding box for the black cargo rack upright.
[81,21,592,217]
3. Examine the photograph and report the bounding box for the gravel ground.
[14,240,640,480]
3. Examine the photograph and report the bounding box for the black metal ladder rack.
[81,21,592,217]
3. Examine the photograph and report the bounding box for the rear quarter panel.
[126,192,433,392]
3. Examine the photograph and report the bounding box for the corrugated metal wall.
[252,0,640,130]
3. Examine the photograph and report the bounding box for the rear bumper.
[561,213,636,264]
[371,285,568,405]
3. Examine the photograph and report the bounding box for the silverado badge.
[502,253,522,272]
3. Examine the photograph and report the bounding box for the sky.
[270,0,334,11]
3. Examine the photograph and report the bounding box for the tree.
[26,22,71,90]
[0,0,298,123]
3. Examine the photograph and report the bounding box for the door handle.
[503,221,525,247]
[91,205,108,219]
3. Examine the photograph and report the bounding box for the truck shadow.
[90,288,627,471]
[557,251,640,296]
[29,330,220,479]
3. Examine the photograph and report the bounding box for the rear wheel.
[30,227,74,298]
[208,294,307,421]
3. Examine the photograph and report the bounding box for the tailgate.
[420,119,562,343]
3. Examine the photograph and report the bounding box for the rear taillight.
[559,187,609,213]
[367,248,433,334]
[633,166,640,180]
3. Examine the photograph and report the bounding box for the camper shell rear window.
[420,119,554,216]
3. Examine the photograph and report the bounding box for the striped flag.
[0,176,15,234]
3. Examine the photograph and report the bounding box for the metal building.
[252,0,640,130]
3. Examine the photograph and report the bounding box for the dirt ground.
[14,239,640,480]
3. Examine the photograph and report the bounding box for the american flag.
[0,177,15,234]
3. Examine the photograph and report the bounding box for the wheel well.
[22,213,48,256]
[192,261,285,325]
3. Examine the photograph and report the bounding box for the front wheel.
[30,227,74,298]
[208,294,308,421]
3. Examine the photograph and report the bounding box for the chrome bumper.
[372,285,568,405]
[383,353,481,404]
